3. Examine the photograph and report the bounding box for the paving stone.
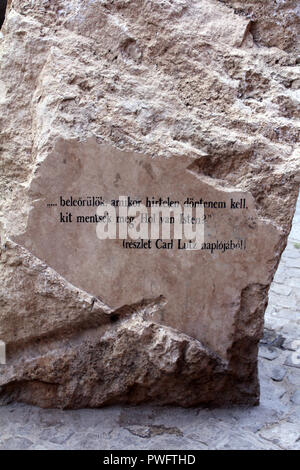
[264,317,287,332]
[283,259,300,269]
[283,338,299,351]
[0,193,299,450]
[287,370,300,387]
[286,268,300,278]
[285,354,300,369]
[285,276,300,288]
[270,367,286,382]
[29,443,65,450]
[66,433,112,450]
[261,331,286,350]
[215,431,280,450]
[268,293,297,310]
[0,437,33,450]
[258,422,300,450]
[282,249,299,259]
[264,304,275,316]
[259,346,280,360]
[270,284,292,296]
[39,427,74,445]
[280,324,300,341]
[275,309,300,321]
[273,269,289,284]
[290,226,300,242]
[291,391,300,405]
[261,329,280,345]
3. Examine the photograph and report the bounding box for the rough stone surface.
[0,0,299,408]
[0,193,299,449]
[16,139,280,359]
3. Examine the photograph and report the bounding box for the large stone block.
[0,0,299,408]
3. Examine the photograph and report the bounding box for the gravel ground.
[0,197,299,450]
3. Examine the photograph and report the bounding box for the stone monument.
[0,0,299,408]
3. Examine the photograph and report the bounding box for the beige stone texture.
[0,0,299,408]
[16,139,281,361]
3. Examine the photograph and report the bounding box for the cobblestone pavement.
[0,198,299,450]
